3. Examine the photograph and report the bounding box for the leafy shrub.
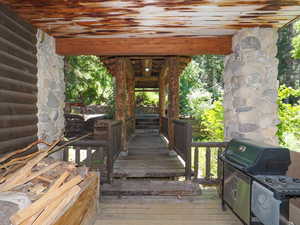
[277,85,300,148]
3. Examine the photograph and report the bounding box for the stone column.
[223,28,279,145]
[36,30,65,158]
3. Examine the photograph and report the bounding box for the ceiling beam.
[56,36,232,56]
[135,89,159,92]
[135,77,158,82]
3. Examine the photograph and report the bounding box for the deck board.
[102,180,201,196]
[113,134,185,178]
[95,189,242,225]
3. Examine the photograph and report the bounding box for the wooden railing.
[62,120,123,183]
[161,116,169,139]
[173,120,192,180]
[191,142,228,184]
[160,117,228,184]
[107,120,122,182]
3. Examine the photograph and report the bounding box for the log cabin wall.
[0,5,38,155]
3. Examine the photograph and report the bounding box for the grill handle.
[219,155,246,171]
[232,189,238,201]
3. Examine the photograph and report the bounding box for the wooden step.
[136,125,159,129]
[101,180,201,196]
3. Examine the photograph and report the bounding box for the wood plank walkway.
[113,133,185,178]
[95,188,242,225]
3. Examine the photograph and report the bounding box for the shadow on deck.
[113,133,186,178]
[96,188,242,225]
[98,132,242,225]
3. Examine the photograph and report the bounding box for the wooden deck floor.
[113,133,185,178]
[95,188,242,225]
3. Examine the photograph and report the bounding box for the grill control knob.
[238,145,247,152]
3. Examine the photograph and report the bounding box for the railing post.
[63,146,69,161]
[194,147,199,179]
[75,146,80,165]
[205,147,211,180]
[185,122,192,180]
[86,146,92,168]
[107,121,113,184]
[217,147,223,181]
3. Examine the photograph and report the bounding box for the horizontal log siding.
[0,5,38,154]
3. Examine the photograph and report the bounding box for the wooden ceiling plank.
[2,0,300,38]
[55,36,232,56]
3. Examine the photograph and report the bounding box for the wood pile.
[0,137,97,225]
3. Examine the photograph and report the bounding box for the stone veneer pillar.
[36,30,65,153]
[223,28,280,145]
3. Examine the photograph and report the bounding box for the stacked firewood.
[0,137,91,225]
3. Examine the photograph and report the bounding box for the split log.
[10,162,61,191]
[36,176,53,183]
[52,173,99,225]
[48,171,69,192]
[20,172,72,225]
[32,185,81,225]
[19,212,42,225]
[10,175,83,225]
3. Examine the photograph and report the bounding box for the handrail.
[173,119,192,180]
[107,120,122,183]
[191,141,228,184]
[169,117,228,184]
[62,119,123,184]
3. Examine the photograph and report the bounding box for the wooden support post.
[126,59,136,133]
[159,65,168,134]
[167,57,191,151]
[103,57,129,153]
[167,58,180,151]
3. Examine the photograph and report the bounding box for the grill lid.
[222,138,291,175]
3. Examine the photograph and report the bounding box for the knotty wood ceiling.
[1,0,300,38]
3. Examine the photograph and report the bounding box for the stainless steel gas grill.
[220,138,299,225]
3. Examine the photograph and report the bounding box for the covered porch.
[0,1,300,225]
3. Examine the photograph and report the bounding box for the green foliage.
[135,91,159,107]
[277,85,300,147]
[201,101,224,141]
[65,56,114,106]
[191,99,224,142]
[193,55,224,101]
[179,56,224,117]
[292,21,300,59]
[277,23,300,89]
[180,61,202,116]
